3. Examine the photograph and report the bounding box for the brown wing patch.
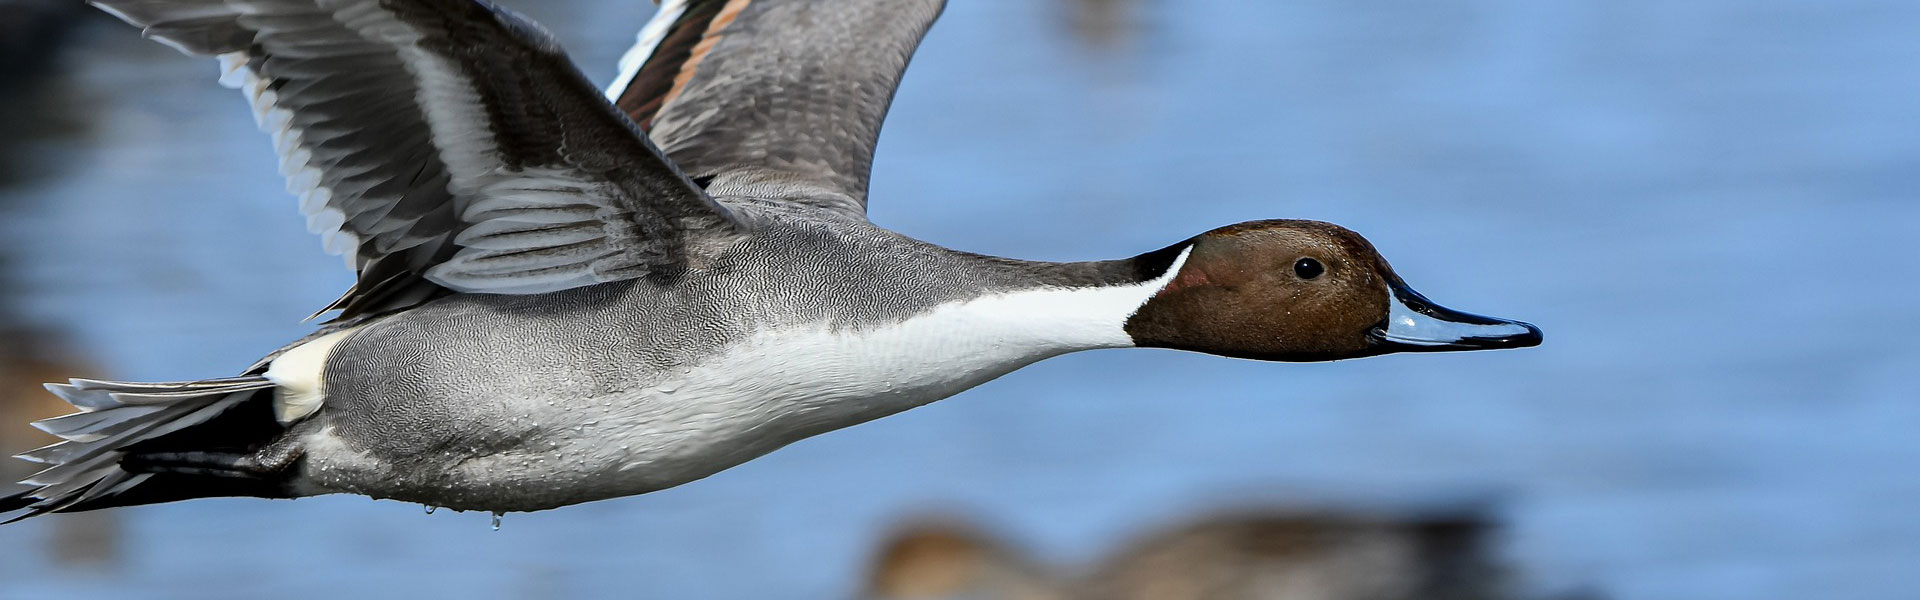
[616,0,753,130]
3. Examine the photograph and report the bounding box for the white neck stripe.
[933,245,1191,353]
[1123,245,1193,322]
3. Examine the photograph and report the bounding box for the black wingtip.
[0,487,41,523]
[0,490,32,512]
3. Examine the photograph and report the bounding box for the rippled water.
[0,1,1915,598]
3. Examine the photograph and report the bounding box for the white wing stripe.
[219,50,364,266]
[606,0,689,100]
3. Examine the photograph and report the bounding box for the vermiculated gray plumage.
[13,0,1118,518]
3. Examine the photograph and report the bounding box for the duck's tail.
[2,376,293,522]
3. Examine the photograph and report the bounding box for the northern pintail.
[2,0,1540,521]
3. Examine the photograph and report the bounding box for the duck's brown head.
[1124,220,1540,361]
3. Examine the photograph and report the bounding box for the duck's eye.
[1293,257,1324,280]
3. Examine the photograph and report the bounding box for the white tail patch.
[264,328,360,424]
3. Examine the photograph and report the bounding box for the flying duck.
[2,0,1540,521]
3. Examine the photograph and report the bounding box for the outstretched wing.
[607,0,946,218]
[95,0,742,319]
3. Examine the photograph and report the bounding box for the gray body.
[306,207,1137,510]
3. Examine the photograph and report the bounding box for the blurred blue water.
[0,1,1915,598]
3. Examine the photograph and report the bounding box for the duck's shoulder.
[712,196,889,242]
[709,199,954,269]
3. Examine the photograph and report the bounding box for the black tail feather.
[3,376,292,522]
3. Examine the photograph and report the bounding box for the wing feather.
[94,0,741,318]
[608,0,946,218]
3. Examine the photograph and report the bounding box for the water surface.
[0,1,1914,598]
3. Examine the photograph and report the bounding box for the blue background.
[0,1,1915,598]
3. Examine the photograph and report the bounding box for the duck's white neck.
[758,246,1198,413]
[581,248,1195,490]
[934,246,1194,357]
[666,246,1194,415]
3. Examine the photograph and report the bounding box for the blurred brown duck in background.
[861,507,1599,600]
